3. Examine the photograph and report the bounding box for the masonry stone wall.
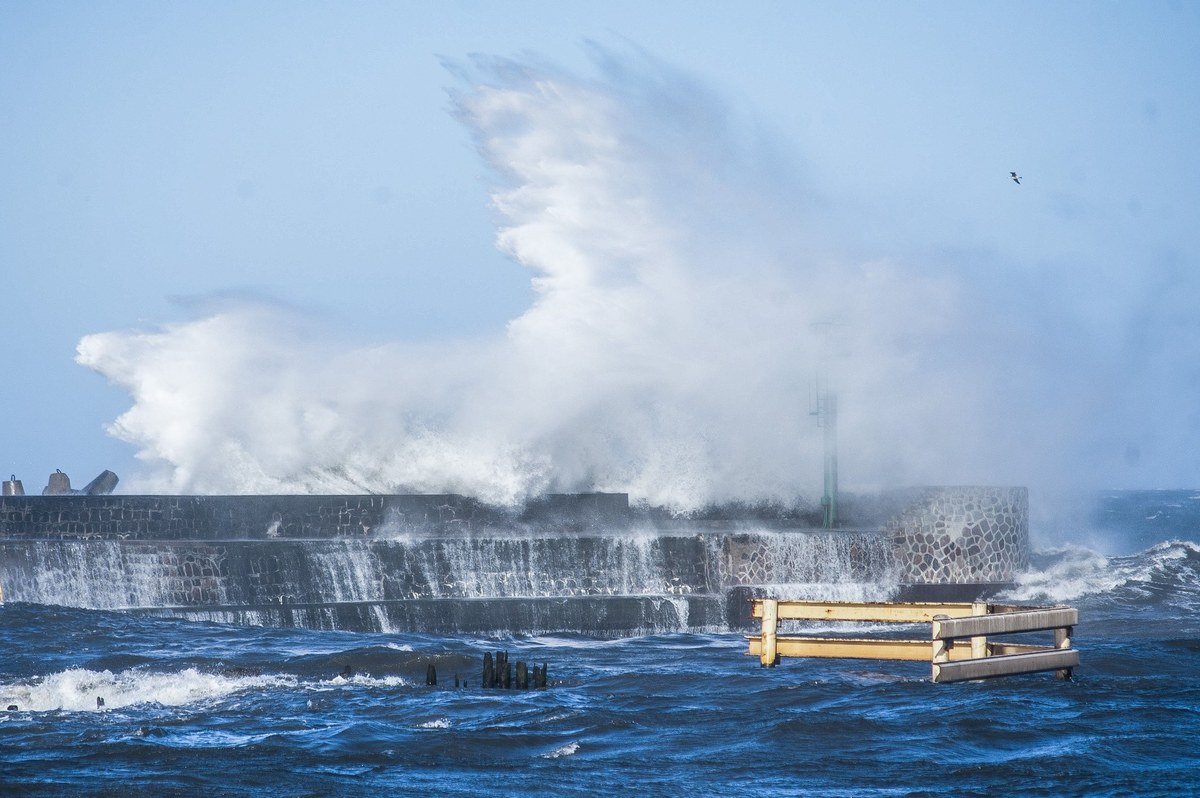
[885,486,1029,587]
[0,493,630,540]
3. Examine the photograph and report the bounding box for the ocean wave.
[0,664,424,714]
[1001,540,1200,608]
[325,673,409,688]
[542,741,580,759]
[417,717,451,729]
[0,666,294,714]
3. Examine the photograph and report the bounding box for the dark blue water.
[3,491,1200,797]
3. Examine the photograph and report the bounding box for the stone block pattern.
[886,486,1029,585]
[0,494,630,541]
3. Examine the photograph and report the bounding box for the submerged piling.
[481,653,548,690]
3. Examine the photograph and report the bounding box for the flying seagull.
[1010,171,1022,184]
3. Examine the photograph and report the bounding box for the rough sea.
[3,490,1199,797]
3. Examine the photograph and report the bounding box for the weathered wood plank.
[989,642,1053,656]
[760,598,779,667]
[970,601,988,659]
[931,607,1078,639]
[932,649,1080,683]
[751,600,979,624]
[750,636,968,662]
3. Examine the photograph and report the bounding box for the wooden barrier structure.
[747,599,1078,683]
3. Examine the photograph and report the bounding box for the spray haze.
[75,46,1200,508]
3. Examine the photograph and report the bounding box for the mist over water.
[75,46,1199,508]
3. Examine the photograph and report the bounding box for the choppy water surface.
[3,491,1200,797]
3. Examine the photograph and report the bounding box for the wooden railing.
[747,599,1078,683]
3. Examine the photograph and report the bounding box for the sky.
[2,1,1198,508]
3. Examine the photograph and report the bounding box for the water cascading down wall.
[0,489,1028,635]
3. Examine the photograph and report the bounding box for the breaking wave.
[1002,540,1200,613]
[0,667,291,714]
[69,46,1194,508]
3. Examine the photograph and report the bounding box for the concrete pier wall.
[0,488,1029,634]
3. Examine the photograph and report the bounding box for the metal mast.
[812,323,838,528]
[821,389,838,528]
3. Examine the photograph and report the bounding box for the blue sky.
[3,2,1198,502]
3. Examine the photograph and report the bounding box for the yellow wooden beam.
[989,642,1053,656]
[747,637,1060,663]
[750,636,949,662]
[750,600,979,624]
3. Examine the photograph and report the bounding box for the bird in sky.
[1010,171,1022,184]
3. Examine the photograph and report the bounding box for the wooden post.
[760,599,779,667]
[426,664,437,686]
[482,652,494,689]
[503,652,512,689]
[516,661,529,689]
[970,601,988,660]
[493,651,508,688]
[1055,625,1074,680]
[931,615,953,683]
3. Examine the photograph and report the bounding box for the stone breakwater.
[0,489,1029,635]
[886,486,1030,593]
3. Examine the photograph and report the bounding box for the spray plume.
[75,46,1200,508]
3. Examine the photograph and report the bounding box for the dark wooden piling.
[491,651,511,689]
[515,661,528,689]
[426,664,437,686]
[483,652,549,690]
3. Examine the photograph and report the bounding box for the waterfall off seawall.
[0,488,1028,635]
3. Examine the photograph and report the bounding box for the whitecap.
[417,718,450,729]
[1000,545,1116,603]
[542,741,580,759]
[1001,540,1200,604]
[321,674,408,689]
[0,667,294,713]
